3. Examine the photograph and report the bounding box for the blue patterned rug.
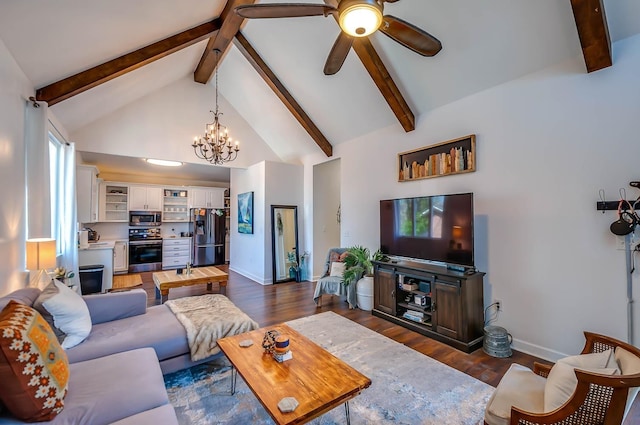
[164,312,493,424]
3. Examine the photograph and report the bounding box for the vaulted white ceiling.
[1,0,639,182]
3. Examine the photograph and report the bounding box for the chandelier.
[192,49,239,165]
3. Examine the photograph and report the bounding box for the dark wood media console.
[372,260,485,353]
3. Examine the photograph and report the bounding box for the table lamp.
[26,238,56,288]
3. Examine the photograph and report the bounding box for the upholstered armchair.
[313,247,357,309]
[484,331,640,425]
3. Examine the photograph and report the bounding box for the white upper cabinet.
[77,165,99,223]
[189,187,225,209]
[129,185,163,211]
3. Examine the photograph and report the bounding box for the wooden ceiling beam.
[323,0,414,132]
[570,0,612,73]
[194,0,257,84]
[351,38,415,132]
[36,19,221,106]
[234,32,333,157]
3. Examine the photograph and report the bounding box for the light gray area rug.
[164,311,493,424]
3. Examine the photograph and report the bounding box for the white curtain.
[59,143,78,287]
[24,100,51,238]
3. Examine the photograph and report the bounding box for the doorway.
[313,158,341,280]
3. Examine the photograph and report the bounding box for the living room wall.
[70,76,281,168]
[0,39,36,293]
[302,33,640,359]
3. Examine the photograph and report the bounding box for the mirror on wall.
[271,205,299,283]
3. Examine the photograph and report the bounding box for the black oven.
[129,211,162,227]
[128,228,162,272]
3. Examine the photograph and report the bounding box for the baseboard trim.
[228,266,271,285]
[512,338,568,363]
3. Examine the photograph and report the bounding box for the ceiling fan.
[235,0,442,75]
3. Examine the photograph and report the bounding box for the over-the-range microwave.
[129,211,162,227]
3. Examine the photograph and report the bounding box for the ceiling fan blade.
[323,32,353,75]
[378,15,442,57]
[382,0,401,2]
[235,3,336,19]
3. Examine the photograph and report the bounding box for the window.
[49,132,63,254]
[395,196,444,239]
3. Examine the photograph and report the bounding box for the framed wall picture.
[238,191,254,234]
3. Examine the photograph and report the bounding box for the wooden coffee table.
[217,323,371,425]
[152,266,228,303]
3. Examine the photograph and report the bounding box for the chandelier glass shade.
[191,50,239,165]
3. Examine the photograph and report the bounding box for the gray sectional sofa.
[0,287,221,424]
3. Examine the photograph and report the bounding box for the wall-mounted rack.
[596,201,639,211]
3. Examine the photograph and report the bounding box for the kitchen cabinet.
[189,187,225,209]
[78,245,113,292]
[162,188,189,222]
[129,185,163,211]
[99,183,129,222]
[77,165,99,223]
[113,240,128,273]
[162,237,191,270]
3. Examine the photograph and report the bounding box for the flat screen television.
[380,192,474,268]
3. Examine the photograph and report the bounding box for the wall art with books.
[398,134,476,182]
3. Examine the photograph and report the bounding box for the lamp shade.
[339,1,383,37]
[26,238,57,270]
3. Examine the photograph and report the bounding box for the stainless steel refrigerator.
[189,208,226,266]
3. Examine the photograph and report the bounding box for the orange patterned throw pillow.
[0,300,69,421]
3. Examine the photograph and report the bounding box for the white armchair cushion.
[543,349,618,412]
[484,363,546,425]
[616,347,640,419]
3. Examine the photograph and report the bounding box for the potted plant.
[342,246,386,311]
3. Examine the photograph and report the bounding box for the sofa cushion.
[544,349,618,412]
[484,363,546,425]
[0,301,69,422]
[66,304,188,364]
[110,404,178,425]
[33,280,91,349]
[0,288,41,311]
[42,348,169,425]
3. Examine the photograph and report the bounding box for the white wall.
[304,34,640,359]
[230,161,303,284]
[70,76,281,169]
[230,162,265,283]
[312,158,341,278]
[265,161,304,283]
[0,39,35,293]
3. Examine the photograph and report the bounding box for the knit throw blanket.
[165,295,259,361]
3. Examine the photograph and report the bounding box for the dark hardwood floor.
[134,265,638,423]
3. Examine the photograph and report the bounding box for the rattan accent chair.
[484,332,640,425]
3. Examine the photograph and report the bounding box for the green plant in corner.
[342,245,387,287]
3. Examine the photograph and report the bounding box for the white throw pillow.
[33,279,91,349]
[544,349,618,412]
[329,262,346,277]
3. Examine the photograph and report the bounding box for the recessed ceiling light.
[145,158,183,167]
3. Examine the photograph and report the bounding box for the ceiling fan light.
[339,2,382,37]
[145,158,183,167]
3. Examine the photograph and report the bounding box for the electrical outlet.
[617,236,627,250]
[494,299,502,313]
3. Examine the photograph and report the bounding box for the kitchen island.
[78,241,114,292]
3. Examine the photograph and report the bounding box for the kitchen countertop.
[81,241,115,250]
